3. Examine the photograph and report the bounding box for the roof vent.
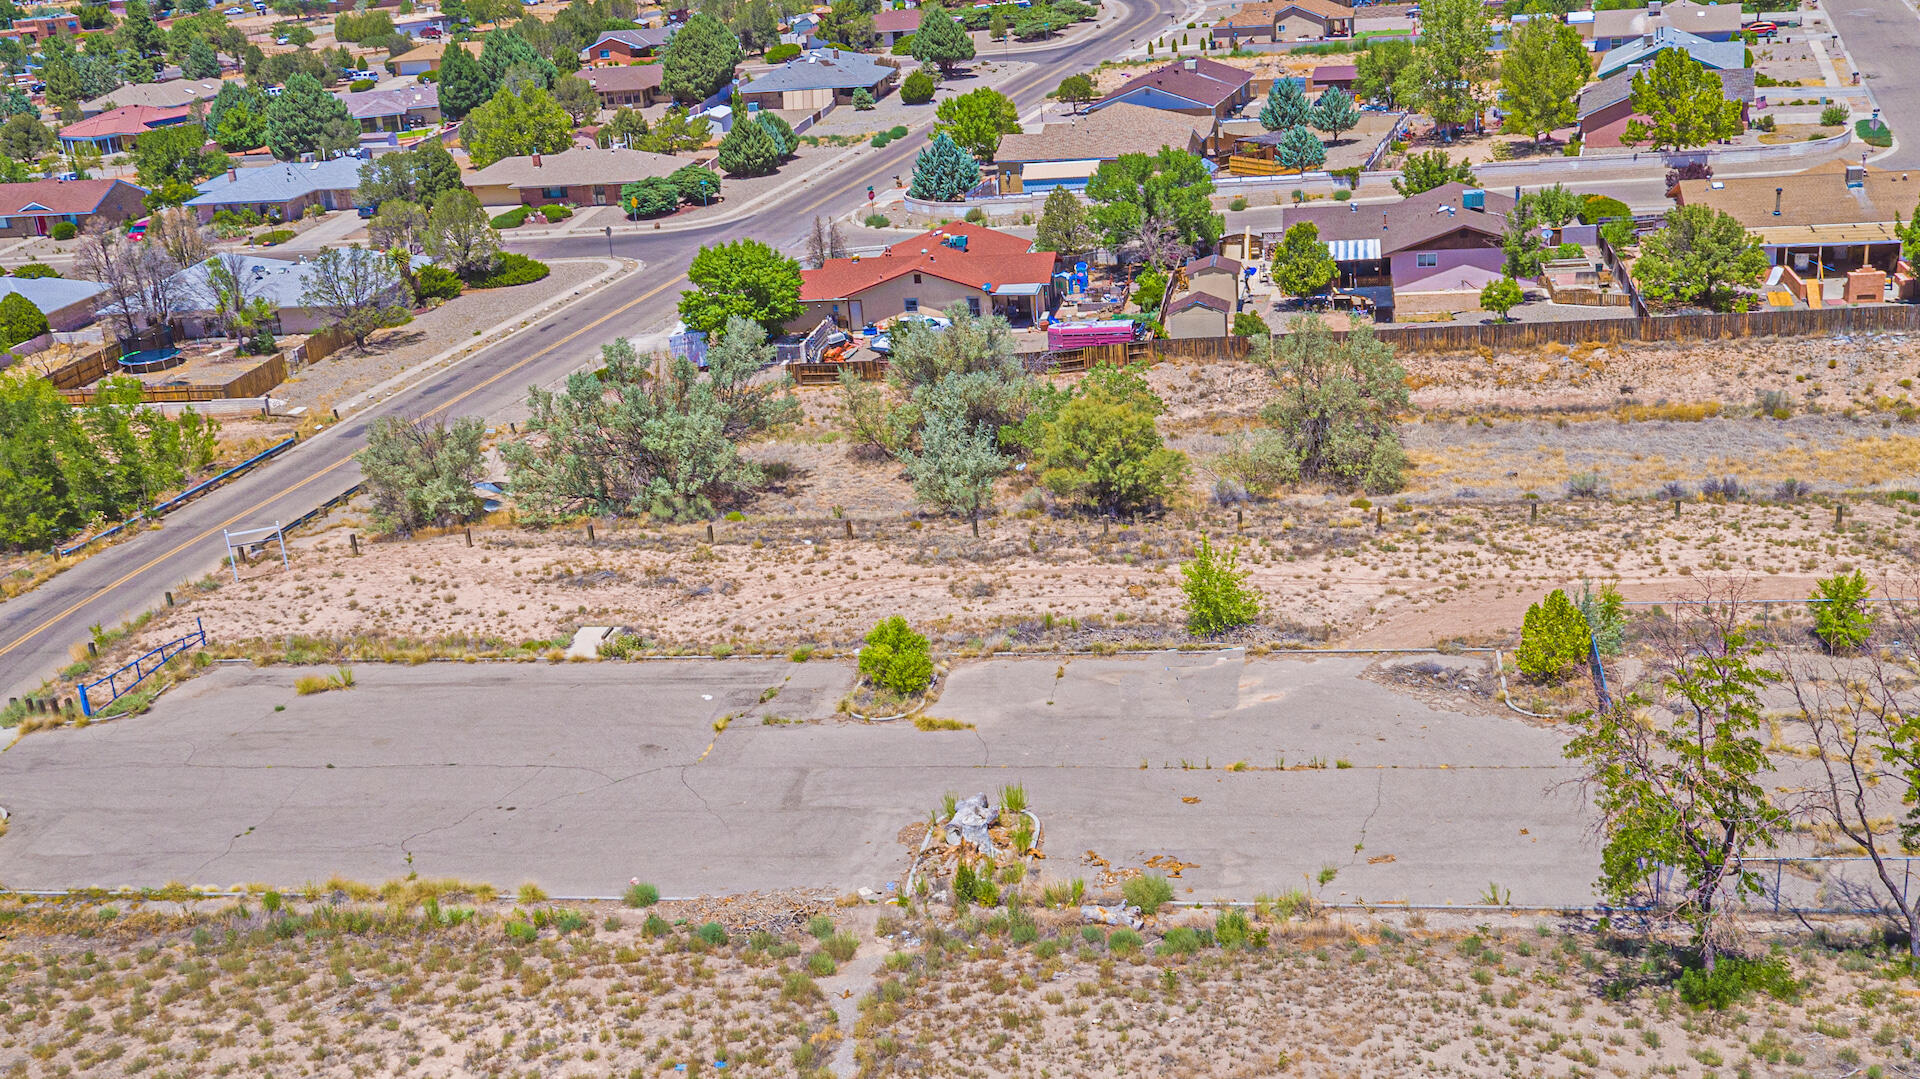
[1183,57,1198,70]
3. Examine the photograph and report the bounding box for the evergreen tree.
[1309,86,1359,140]
[716,114,780,176]
[661,13,741,104]
[1258,77,1309,131]
[909,4,974,75]
[1034,186,1096,263]
[411,139,463,203]
[41,39,83,113]
[907,131,980,201]
[1276,124,1326,171]
[478,27,556,89]
[754,111,796,158]
[1622,47,1744,151]
[184,37,222,79]
[265,72,354,160]
[438,43,494,120]
[901,67,936,104]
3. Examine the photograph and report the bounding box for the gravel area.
[276,258,609,411]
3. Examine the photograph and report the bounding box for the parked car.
[275,34,288,42]
[222,6,243,13]
[1743,20,1777,35]
[355,204,377,218]
[420,26,442,37]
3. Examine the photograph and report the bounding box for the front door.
[850,300,863,328]
[34,217,47,236]
[594,186,607,206]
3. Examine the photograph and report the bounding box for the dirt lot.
[0,896,1912,1079]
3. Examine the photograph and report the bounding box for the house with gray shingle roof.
[185,158,367,223]
[739,49,896,111]
[0,276,109,332]
[339,85,442,132]
[1595,26,1746,79]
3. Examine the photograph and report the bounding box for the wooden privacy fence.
[57,352,287,406]
[788,358,887,385]
[293,325,351,367]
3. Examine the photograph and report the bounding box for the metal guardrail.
[282,483,364,536]
[77,618,206,718]
[55,436,299,559]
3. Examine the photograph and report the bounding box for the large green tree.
[183,36,222,79]
[909,4,973,75]
[1269,221,1336,298]
[678,238,802,335]
[1258,77,1310,132]
[265,71,355,160]
[1498,16,1588,142]
[206,80,269,152]
[1034,185,1097,263]
[424,189,502,277]
[1632,204,1767,311]
[460,85,572,169]
[1035,362,1186,515]
[1622,47,1743,151]
[715,112,781,176]
[933,87,1020,162]
[1394,0,1494,132]
[1276,124,1326,171]
[1392,149,1476,196]
[438,42,495,121]
[907,130,980,201]
[661,12,741,104]
[1310,86,1360,141]
[479,27,558,89]
[1085,147,1221,254]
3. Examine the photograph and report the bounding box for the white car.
[223,6,243,13]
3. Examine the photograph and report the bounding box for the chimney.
[532,152,542,166]
[1648,0,1660,14]
[1641,31,1653,47]
[227,167,237,182]
[1774,186,1782,216]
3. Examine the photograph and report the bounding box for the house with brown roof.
[58,104,194,155]
[0,178,148,238]
[464,145,692,208]
[340,85,442,132]
[1577,66,1752,148]
[391,39,483,77]
[1209,0,1353,44]
[1588,0,1742,50]
[1275,184,1520,317]
[79,77,226,119]
[582,64,665,109]
[797,222,1058,329]
[992,103,1209,193]
[1309,64,1356,91]
[1164,291,1231,338]
[580,26,674,65]
[1183,253,1243,304]
[873,7,921,46]
[1087,56,1254,120]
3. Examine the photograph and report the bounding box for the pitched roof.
[873,7,921,32]
[338,84,440,120]
[1592,0,1743,40]
[186,158,365,207]
[993,103,1207,164]
[1675,160,1916,229]
[1166,291,1230,314]
[0,275,107,313]
[1091,57,1252,111]
[742,49,894,93]
[1215,0,1354,26]
[580,26,674,55]
[0,178,139,216]
[166,251,419,311]
[59,104,192,139]
[1577,65,1753,119]
[1185,253,1242,274]
[800,223,1056,301]
[1596,26,1746,77]
[582,64,664,94]
[1311,64,1357,81]
[391,39,483,64]
[465,145,687,188]
[1275,183,1515,255]
[80,77,226,115]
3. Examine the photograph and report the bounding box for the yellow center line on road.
[0,272,689,665]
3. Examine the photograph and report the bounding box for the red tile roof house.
[797,222,1059,330]
[58,103,195,155]
[0,178,149,238]
[1087,57,1254,121]
[873,7,921,47]
[1275,183,1526,318]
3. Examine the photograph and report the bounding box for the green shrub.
[765,42,800,62]
[1157,926,1203,955]
[901,67,935,104]
[695,921,728,946]
[805,950,837,975]
[1214,908,1251,948]
[490,206,531,228]
[1579,194,1630,225]
[857,616,934,696]
[864,213,891,228]
[10,263,60,279]
[253,229,295,246]
[350,77,376,91]
[642,913,671,937]
[1121,873,1174,915]
[1675,955,1799,1009]
[414,265,463,302]
[51,221,77,240]
[1181,535,1261,636]
[1332,188,1351,201]
[964,206,987,224]
[1857,118,1893,147]
[890,32,916,54]
[538,203,573,222]
[807,914,835,939]
[1516,588,1589,682]
[852,87,875,110]
[952,860,1000,906]
[1810,570,1875,652]
[888,125,908,139]
[463,252,551,288]
[1575,580,1626,656]
[1819,104,1848,127]
[1232,311,1271,336]
[623,881,660,908]
[870,132,891,148]
[1106,928,1143,955]
[822,932,859,961]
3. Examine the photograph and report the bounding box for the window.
[912,273,922,283]
[542,187,567,199]
[1415,252,1438,268]
[904,297,919,313]
[966,297,980,316]
[599,49,609,57]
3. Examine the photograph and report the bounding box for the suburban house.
[1308,64,1357,92]
[1087,57,1254,120]
[2,12,83,43]
[1576,66,1753,148]
[738,49,897,111]
[184,158,365,222]
[579,26,674,64]
[796,222,1058,330]
[0,276,108,332]
[390,40,483,76]
[340,85,443,132]
[1275,183,1521,318]
[1672,161,1914,305]
[78,77,225,118]
[393,11,452,38]
[1594,26,1745,79]
[1208,0,1354,44]
[57,104,193,155]
[582,64,665,109]
[464,146,691,207]
[873,7,921,47]
[1586,0,1742,50]
[1164,291,1231,338]
[166,251,424,336]
[992,103,1209,194]
[0,178,149,237]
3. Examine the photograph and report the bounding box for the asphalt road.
[0,0,1179,703]
[1824,0,1920,167]
[0,654,1607,904]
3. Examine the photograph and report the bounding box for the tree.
[1232,311,1271,336]
[356,415,485,532]
[1276,123,1326,171]
[1633,204,1766,311]
[1181,535,1261,636]
[0,292,49,348]
[265,72,354,160]
[817,0,877,50]
[907,130,980,201]
[370,198,429,250]
[857,617,934,696]
[1808,570,1875,652]
[638,107,711,154]
[805,215,848,266]
[1036,363,1186,515]
[183,36,222,79]
[73,219,192,343]
[679,238,802,335]
[599,105,650,148]
[715,115,779,176]
[438,41,494,120]
[1532,183,1584,231]
[1563,585,1786,972]
[0,113,53,166]
[424,189,502,277]
[730,0,781,52]
[1516,588,1587,680]
[1499,16,1587,142]
[1269,221,1336,299]
[1085,148,1221,256]
[1055,72,1094,113]
[1034,186,1097,264]
[461,85,572,168]
[1258,77,1310,131]
[411,140,464,203]
[901,67,936,104]
[133,123,221,192]
[145,206,211,269]
[117,0,166,64]
[1392,149,1476,196]
[756,112,796,158]
[207,81,269,151]
[1622,47,1742,151]
[41,40,84,115]
[1250,315,1408,492]
[357,152,424,208]
[551,71,600,125]
[1394,0,1493,132]
[909,4,973,75]
[661,13,740,104]
[501,337,769,522]
[478,27,557,90]
[704,315,800,438]
[1309,86,1360,141]
[933,87,1019,162]
[1501,193,1546,277]
[901,403,1006,527]
[300,244,410,349]
[1479,276,1524,320]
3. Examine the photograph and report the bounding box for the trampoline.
[117,346,184,374]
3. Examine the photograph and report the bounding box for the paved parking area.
[0,655,1599,904]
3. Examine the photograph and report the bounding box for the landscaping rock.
[945,792,999,856]
[1080,903,1143,929]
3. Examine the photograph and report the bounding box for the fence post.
[844,519,853,540]
[349,533,360,556]
[706,523,715,543]
[465,527,473,547]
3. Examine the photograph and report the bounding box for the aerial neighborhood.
[5,0,1920,1068]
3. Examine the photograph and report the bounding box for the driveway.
[1824,0,1920,166]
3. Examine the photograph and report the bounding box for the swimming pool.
[117,346,184,374]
